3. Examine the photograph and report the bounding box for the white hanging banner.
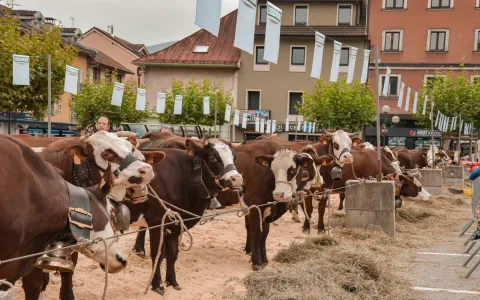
[459,119,464,132]
[285,119,290,132]
[255,117,260,132]
[234,0,257,54]
[194,0,221,37]
[272,120,277,133]
[156,93,166,113]
[404,87,411,112]
[174,95,183,115]
[422,96,428,115]
[312,122,316,133]
[266,119,271,134]
[429,102,435,120]
[346,47,358,84]
[453,116,458,130]
[260,118,265,133]
[382,67,391,97]
[438,114,443,130]
[360,50,370,84]
[203,97,210,115]
[412,92,419,114]
[330,41,343,82]
[297,120,301,131]
[111,82,125,106]
[242,113,248,129]
[304,122,308,133]
[445,117,450,132]
[450,116,455,131]
[234,110,240,126]
[225,104,232,122]
[12,55,30,85]
[439,114,445,131]
[64,65,79,95]
[397,82,405,108]
[310,32,326,79]
[435,111,440,127]
[264,1,282,64]
[135,88,147,111]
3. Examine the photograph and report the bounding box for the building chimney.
[107,25,114,36]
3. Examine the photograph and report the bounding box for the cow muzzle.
[272,184,294,202]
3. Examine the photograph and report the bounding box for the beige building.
[236,0,369,141]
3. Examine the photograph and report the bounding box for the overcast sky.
[7,0,239,46]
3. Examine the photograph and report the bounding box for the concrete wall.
[418,169,443,195]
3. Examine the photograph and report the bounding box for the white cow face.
[324,130,355,167]
[256,148,314,202]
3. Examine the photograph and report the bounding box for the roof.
[134,10,240,68]
[12,9,37,16]
[147,41,178,53]
[94,50,134,74]
[84,27,147,57]
[61,28,78,34]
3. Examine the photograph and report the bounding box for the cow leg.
[244,216,251,255]
[21,267,44,300]
[248,209,263,271]
[290,199,301,223]
[133,229,147,258]
[149,228,165,295]
[165,235,181,290]
[302,195,313,234]
[317,195,328,234]
[59,251,78,300]
[260,222,270,267]
[338,192,345,211]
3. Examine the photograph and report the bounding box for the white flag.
[242,113,248,129]
[422,96,428,115]
[264,2,282,64]
[439,114,445,130]
[194,0,221,37]
[285,119,290,132]
[234,110,240,126]
[397,82,405,108]
[272,120,277,133]
[234,0,257,54]
[13,55,30,85]
[346,47,358,84]
[255,117,260,132]
[225,104,231,122]
[266,119,271,133]
[135,88,147,111]
[174,95,183,115]
[382,67,391,97]
[297,120,301,131]
[111,82,125,106]
[360,50,370,84]
[445,117,450,132]
[330,41,343,82]
[404,87,411,111]
[260,118,265,133]
[459,119,464,132]
[64,65,79,94]
[156,93,166,113]
[312,122,316,133]
[412,92,418,114]
[310,32,325,79]
[203,97,210,115]
[435,111,440,127]
[453,116,457,130]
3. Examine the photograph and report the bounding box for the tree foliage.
[157,78,233,126]
[297,79,376,131]
[71,74,150,128]
[0,16,77,115]
[414,71,480,130]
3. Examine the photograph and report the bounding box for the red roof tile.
[134,10,240,67]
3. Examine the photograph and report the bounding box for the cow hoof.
[132,248,146,259]
[395,199,403,209]
[151,287,165,296]
[262,262,268,267]
[317,230,325,235]
[173,285,182,291]
[302,228,311,235]
[292,215,301,223]
[252,265,263,271]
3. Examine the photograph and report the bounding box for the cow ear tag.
[73,154,81,165]
[322,160,327,166]
[303,161,308,168]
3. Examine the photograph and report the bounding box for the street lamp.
[380,105,400,146]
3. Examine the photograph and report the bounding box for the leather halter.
[192,157,236,200]
[93,153,139,178]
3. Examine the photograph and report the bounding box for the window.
[340,48,350,66]
[194,45,209,53]
[93,67,101,82]
[472,76,480,84]
[247,91,260,110]
[429,0,451,9]
[338,5,352,25]
[289,92,303,115]
[255,46,268,65]
[383,30,402,51]
[259,5,267,24]
[381,76,400,96]
[424,75,445,88]
[428,30,448,52]
[291,47,305,65]
[384,0,405,9]
[58,103,63,112]
[477,0,480,8]
[294,5,308,25]
[475,29,480,51]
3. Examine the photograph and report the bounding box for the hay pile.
[242,236,415,300]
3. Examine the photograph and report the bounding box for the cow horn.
[79,135,90,143]
[115,131,138,138]
[347,132,358,137]
[323,130,333,137]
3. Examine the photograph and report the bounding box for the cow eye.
[209,156,217,162]
[334,142,340,150]
[102,151,109,158]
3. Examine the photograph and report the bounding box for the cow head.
[397,171,431,201]
[255,148,314,201]
[186,138,243,190]
[65,131,155,188]
[382,146,397,162]
[322,130,355,167]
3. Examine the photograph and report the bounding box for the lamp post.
[380,105,400,146]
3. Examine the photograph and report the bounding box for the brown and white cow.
[0,135,127,299]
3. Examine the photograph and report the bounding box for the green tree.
[414,71,480,130]
[71,74,150,128]
[157,78,233,126]
[0,15,77,116]
[297,79,376,131]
